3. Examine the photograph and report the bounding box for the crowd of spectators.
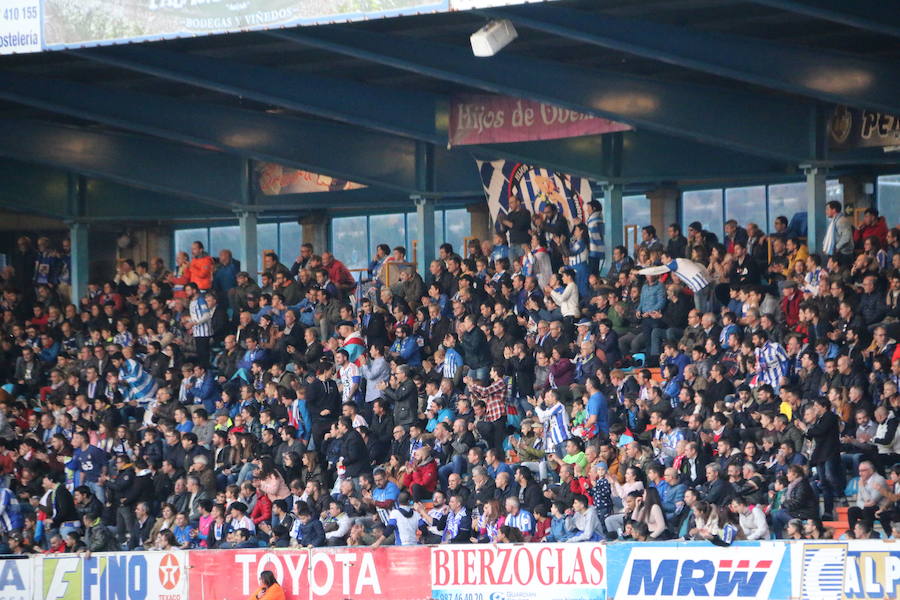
[1,198,900,554]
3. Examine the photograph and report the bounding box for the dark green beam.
[74,45,443,144]
[490,4,900,115]
[82,179,234,221]
[273,27,815,161]
[0,70,424,193]
[752,0,900,38]
[0,118,244,209]
[0,160,70,219]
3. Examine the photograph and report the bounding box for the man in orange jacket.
[189,241,215,291]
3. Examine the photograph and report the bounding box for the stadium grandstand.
[1,2,899,600]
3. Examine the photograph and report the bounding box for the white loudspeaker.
[470,19,518,58]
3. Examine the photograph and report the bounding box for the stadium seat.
[835,506,850,522]
[824,521,849,539]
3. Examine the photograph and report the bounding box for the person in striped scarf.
[527,389,570,457]
[752,331,789,392]
[441,494,472,543]
[585,200,605,276]
[110,351,157,405]
[567,223,590,298]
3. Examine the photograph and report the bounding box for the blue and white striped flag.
[476,160,592,232]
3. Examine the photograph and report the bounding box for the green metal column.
[237,160,259,279]
[69,222,89,305]
[66,174,89,305]
[415,141,436,274]
[415,197,436,274]
[805,167,826,255]
[603,183,624,258]
[238,211,258,280]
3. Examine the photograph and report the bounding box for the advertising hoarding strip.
[15,540,900,600]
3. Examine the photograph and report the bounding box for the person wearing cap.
[229,501,256,533]
[228,272,261,313]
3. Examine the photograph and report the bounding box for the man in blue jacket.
[186,364,220,413]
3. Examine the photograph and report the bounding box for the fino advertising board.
[39,551,188,600]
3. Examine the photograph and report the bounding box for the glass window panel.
[623,195,650,256]
[209,225,241,263]
[878,175,900,230]
[279,221,302,263]
[406,212,416,253]
[444,208,470,257]
[767,182,806,232]
[725,186,766,232]
[429,210,443,256]
[371,214,407,261]
[683,189,724,239]
[257,223,279,267]
[331,216,368,270]
[174,228,208,258]
[826,179,843,204]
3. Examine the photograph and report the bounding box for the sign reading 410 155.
[0,0,41,55]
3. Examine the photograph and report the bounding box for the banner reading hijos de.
[450,94,630,146]
[477,160,592,233]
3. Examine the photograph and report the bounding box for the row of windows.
[173,221,301,267]
[173,176,900,270]
[680,180,843,240]
[879,175,900,230]
[331,209,471,270]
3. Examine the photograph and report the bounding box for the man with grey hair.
[185,476,210,522]
[471,466,495,508]
[128,501,155,550]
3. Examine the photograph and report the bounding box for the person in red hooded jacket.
[854,208,888,248]
[401,445,438,501]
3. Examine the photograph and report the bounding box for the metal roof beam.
[0,160,70,219]
[0,71,425,193]
[73,45,444,144]
[83,179,234,220]
[272,27,814,162]
[751,0,900,38]
[489,4,900,115]
[0,118,245,210]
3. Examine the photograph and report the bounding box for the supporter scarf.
[443,507,467,542]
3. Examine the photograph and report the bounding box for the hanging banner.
[792,540,900,600]
[188,547,431,600]
[431,544,606,600]
[606,542,791,600]
[40,551,188,600]
[477,159,591,230]
[255,162,366,196]
[828,105,900,150]
[450,94,630,146]
[0,1,41,55]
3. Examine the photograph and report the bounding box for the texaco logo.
[158,553,181,590]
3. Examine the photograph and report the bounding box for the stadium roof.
[1,0,899,223]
